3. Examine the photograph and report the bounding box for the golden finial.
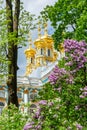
[28,31,32,49]
[38,21,41,38]
[44,21,48,36]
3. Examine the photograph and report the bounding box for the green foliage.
[18,2,36,46]
[0,0,36,82]
[38,83,57,100]
[0,104,29,130]
[41,0,87,49]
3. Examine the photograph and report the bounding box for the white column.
[5,89,8,106]
[24,92,28,104]
[24,90,29,113]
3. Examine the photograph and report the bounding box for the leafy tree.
[0,0,36,107]
[41,0,87,49]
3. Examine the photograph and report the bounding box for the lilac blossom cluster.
[75,105,80,111]
[76,123,83,130]
[49,65,66,85]
[80,86,87,98]
[23,107,42,130]
[64,39,87,72]
[49,65,74,85]
[24,122,42,130]
[39,100,47,105]
[23,122,34,130]
[23,100,54,130]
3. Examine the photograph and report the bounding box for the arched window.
[31,58,33,63]
[29,104,37,114]
[0,102,4,106]
[0,102,5,115]
[41,48,43,55]
[0,91,5,98]
[30,93,37,100]
[48,49,50,56]
[30,104,37,108]
[17,92,22,98]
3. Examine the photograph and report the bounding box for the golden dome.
[24,47,36,59]
[24,21,60,76]
[34,22,54,49]
[25,46,36,55]
[25,32,36,58]
[41,22,54,48]
[41,35,54,48]
[34,39,45,48]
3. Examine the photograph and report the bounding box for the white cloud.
[22,0,57,16]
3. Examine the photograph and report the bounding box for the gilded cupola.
[25,32,36,76]
[34,21,46,67]
[24,21,61,76]
[40,21,55,62]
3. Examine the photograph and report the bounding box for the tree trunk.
[6,0,20,107]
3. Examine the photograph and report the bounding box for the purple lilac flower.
[79,95,85,98]
[36,125,41,130]
[65,61,73,66]
[49,66,67,85]
[33,108,41,119]
[80,86,87,98]
[66,75,74,84]
[64,39,87,72]
[23,122,34,130]
[39,100,47,105]
[75,105,79,110]
[56,87,62,92]
[83,86,87,91]
[34,112,40,119]
[48,102,54,106]
[76,124,83,130]
[83,91,87,96]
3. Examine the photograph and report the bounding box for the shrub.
[0,104,29,130]
[24,39,87,130]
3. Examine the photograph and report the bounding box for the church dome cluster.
[24,22,58,76]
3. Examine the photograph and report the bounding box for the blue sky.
[17,0,57,76]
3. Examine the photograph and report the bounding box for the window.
[30,93,37,100]
[30,93,34,99]
[0,107,2,114]
[48,49,50,56]
[30,104,37,108]
[0,91,5,98]
[29,104,37,114]
[0,102,4,114]
[41,48,43,55]
[0,102,4,106]
[31,58,33,63]
[17,92,22,98]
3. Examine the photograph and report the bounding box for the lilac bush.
[64,39,87,74]
[24,39,87,129]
